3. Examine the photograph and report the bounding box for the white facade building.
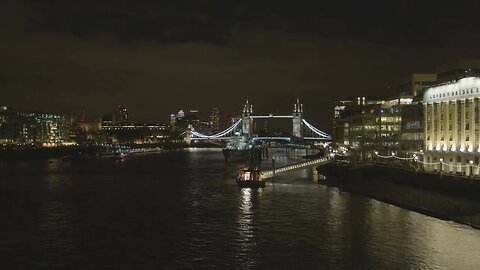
[423,77,480,175]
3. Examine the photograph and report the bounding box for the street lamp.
[411,154,417,170]
[470,160,474,178]
[439,158,443,173]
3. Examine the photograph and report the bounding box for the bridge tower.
[242,100,253,138]
[292,98,303,138]
[185,125,192,145]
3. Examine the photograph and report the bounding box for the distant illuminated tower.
[209,107,220,132]
[292,98,303,138]
[242,100,253,138]
[80,104,85,122]
[118,106,128,123]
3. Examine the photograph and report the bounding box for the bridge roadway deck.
[260,157,330,180]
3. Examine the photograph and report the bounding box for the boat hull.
[236,180,266,188]
[222,148,250,162]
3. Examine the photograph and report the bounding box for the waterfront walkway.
[260,157,330,180]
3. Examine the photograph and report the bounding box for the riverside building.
[0,108,69,146]
[332,96,412,160]
[423,77,480,175]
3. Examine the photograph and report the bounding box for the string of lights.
[374,152,478,168]
[301,119,331,139]
[190,117,332,139]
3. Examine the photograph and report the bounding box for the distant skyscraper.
[189,109,199,115]
[170,114,177,128]
[118,106,128,122]
[102,106,128,125]
[209,108,220,132]
[170,110,184,130]
[80,104,86,123]
[333,100,353,119]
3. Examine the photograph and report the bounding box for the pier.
[260,157,330,180]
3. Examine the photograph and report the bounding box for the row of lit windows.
[401,133,423,140]
[427,130,479,142]
[427,120,479,131]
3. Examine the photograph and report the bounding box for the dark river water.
[1,148,480,269]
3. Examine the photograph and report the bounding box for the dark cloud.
[1,0,480,130]
[23,0,480,46]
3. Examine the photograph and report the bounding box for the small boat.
[236,167,266,188]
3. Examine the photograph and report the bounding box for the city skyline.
[2,2,480,268]
[2,1,480,128]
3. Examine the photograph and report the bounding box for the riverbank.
[0,141,194,161]
[317,164,480,229]
[0,145,100,160]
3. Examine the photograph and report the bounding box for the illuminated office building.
[0,108,69,146]
[333,95,414,159]
[209,107,220,132]
[423,77,480,175]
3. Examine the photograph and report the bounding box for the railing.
[373,152,480,178]
[261,157,330,179]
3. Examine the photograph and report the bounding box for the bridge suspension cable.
[188,115,331,140]
[302,119,331,139]
[250,115,293,119]
[190,119,243,139]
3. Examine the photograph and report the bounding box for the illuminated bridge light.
[259,158,330,179]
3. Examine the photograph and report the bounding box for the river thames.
[1,148,479,269]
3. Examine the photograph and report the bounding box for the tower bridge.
[186,99,331,144]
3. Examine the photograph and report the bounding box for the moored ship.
[222,137,253,162]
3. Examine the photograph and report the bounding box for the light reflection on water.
[0,149,479,269]
[236,188,256,269]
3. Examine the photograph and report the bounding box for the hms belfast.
[222,100,255,163]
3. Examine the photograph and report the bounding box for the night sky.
[2,0,480,129]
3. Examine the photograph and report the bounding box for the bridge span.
[186,99,331,144]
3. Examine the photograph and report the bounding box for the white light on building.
[423,77,480,175]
